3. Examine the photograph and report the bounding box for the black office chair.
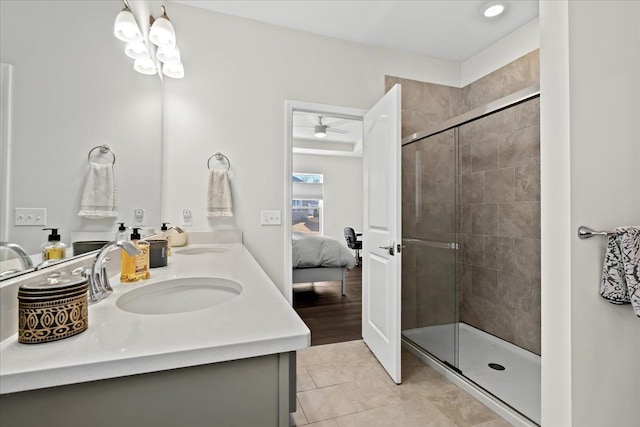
[343,227,362,266]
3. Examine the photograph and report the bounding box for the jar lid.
[19,273,88,293]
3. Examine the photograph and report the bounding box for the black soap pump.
[41,228,67,260]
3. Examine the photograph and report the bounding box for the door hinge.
[397,243,402,253]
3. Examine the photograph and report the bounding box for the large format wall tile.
[396,50,540,355]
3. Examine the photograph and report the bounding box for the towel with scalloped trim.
[601,226,640,317]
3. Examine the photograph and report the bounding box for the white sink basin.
[174,247,230,255]
[116,277,242,315]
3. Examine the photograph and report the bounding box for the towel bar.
[207,152,230,172]
[578,226,608,240]
[88,145,116,165]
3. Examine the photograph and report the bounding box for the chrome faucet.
[73,240,141,304]
[0,242,34,269]
[0,242,34,277]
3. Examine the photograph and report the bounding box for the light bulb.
[125,42,149,60]
[162,62,184,79]
[114,8,143,43]
[134,57,157,75]
[149,17,176,48]
[157,46,181,64]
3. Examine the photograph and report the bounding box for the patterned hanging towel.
[600,226,640,317]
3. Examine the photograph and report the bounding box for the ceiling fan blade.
[306,114,321,126]
[325,119,352,128]
[327,128,349,134]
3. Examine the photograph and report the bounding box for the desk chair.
[343,227,362,266]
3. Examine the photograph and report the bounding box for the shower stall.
[400,85,541,425]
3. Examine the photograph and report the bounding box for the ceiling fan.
[296,115,351,138]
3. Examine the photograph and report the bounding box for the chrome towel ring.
[88,145,116,166]
[207,152,230,172]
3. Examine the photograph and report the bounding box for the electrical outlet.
[260,210,281,226]
[134,208,145,224]
[15,208,47,226]
[182,209,192,226]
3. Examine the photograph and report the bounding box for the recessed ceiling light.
[482,1,506,18]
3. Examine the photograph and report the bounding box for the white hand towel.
[78,163,117,219]
[207,169,233,218]
[601,226,640,317]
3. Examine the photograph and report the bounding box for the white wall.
[161,3,459,292]
[0,1,162,255]
[541,1,640,426]
[293,153,363,247]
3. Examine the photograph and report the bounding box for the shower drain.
[488,363,506,371]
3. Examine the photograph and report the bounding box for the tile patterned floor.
[291,340,512,427]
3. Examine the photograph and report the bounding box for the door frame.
[283,100,367,305]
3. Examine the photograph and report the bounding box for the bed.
[292,232,357,296]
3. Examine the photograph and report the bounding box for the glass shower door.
[401,128,459,369]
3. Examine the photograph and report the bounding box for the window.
[292,173,323,234]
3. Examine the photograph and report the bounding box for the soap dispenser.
[115,222,129,241]
[120,227,151,282]
[160,222,172,256]
[41,228,67,260]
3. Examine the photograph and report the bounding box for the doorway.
[284,101,365,346]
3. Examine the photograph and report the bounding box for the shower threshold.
[402,322,541,425]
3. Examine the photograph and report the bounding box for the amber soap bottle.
[120,228,151,282]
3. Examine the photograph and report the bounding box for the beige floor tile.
[290,397,309,426]
[335,397,456,427]
[307,420,340,427]
[382,365,458,400]
[474,419,513,427]
[298,385,359,423]
[427,388,501,427]
[307,359,388,388]
[297,366,317,392]
[339,377,404,411]
[298,347,323,367]
[313,340,374,364]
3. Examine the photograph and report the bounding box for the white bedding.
[292,232,357,269]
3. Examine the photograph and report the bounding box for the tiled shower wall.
[389,50,541,355]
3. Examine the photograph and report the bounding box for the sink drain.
[488,363,505,371]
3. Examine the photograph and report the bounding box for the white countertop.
[0,243,310,394]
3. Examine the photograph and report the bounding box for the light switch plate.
[260,210,281,226]
[15,208,46,226]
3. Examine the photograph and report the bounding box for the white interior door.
[362,84,402,383]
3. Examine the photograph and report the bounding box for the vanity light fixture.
[482,1,506,18]
[314,125,328,138]
[162,62,185,79]
[134,57,158,75]
[149,6,176,48]
[124,42,150,60]
[114,3,184,78]
[114,0,143,43]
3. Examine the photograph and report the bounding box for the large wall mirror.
[0,0,163,279]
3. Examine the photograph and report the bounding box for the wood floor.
[293,266,362,346]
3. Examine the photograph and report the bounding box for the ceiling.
[173,0,539,156]
[173,0,539,62]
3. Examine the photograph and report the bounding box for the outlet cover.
[260,210,281,226]
[134,208,145,224]
[182,209,193,226]
[15,208,47,226]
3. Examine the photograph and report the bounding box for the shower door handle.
[379,243,395,256]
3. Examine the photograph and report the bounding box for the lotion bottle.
[160,222,172,256]
[41,228,67,260]
[120,227,151,282]
[115,222,129,241]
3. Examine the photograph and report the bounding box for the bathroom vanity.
[0,236,309,426]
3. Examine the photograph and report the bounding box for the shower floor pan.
[403,323,541,425]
